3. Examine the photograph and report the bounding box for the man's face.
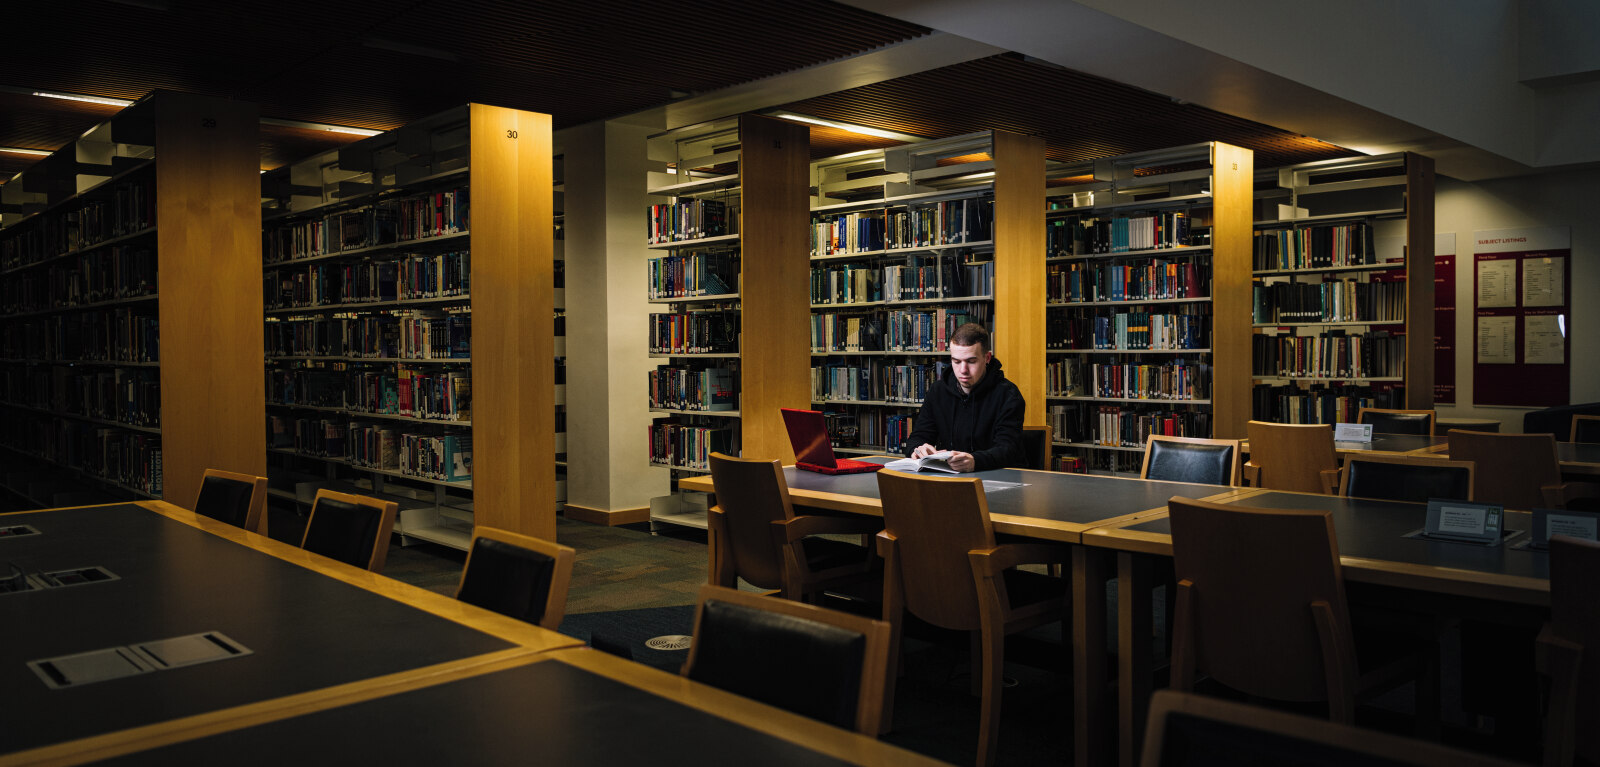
[950,342,992,393]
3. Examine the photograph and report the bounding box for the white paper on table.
[1477,316,1516,363]
[1525,315,1565,364]
[1522,257,1565,307]
[1477,260,1517,308]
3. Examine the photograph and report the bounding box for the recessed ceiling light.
[33,91,134,107]
[767,112,911,141]
[260,117,381,137]
[0,146,52,156]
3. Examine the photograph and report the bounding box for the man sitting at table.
[905,322,1027,473]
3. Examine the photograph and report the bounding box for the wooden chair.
[1447,430,1600,509]
[1021,424,1052,470]
[683,584,892,736]
[1538,535,1600,767]
[1167,497,1435,727]
[1141,435,1242,487]
[1141,690,1521,767]
[1243,421,1338,493]
[1358,407,1436,436]
[1570,414,1600,444]
[1331,453,1476,503]
[706,452,880,602]
[875,469,1070,766]
[192,468,268,535]
[455,527,575,630]
[299,489,398,572]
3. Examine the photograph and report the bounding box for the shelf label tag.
[1334,423,1372,442]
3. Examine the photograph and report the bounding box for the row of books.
[883,197,994,250]
[0,414,162,495]
[648,366,736,411]
[1253,223,1379,271]
[884,303,993,352]
[0,367,160,429]
[1045,257,1207,303]
[811,211,886,256]
[339,369,472,422]
[1047,307,1210,351]
[811,313,884,353]
[817,410,915,455]
[1051,451,1142,475]
[811,263,881,305]
[1250,382,1400,425]
[271,416,472,481]
[647,251,737,299]
[812,360,952,405]
[0,245,157,315]
[265,314,471,360]
[883,256,993,301]
[1252,331,1405,379]
[1047,359,1211,400]
[0,178,155,270]
[811,359,952,404]
[263,187,470,262]
[263,251,470,309]
[1,311,159,363]
[1251,279,1406,324]
[1048,212,1194,256]
[1046,401,1212,447]
[1049,455,1089,473]
[647,419,734,472]
[647,199,730,244]
[648,311,739,355]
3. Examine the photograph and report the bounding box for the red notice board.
[1472,227,1571,408]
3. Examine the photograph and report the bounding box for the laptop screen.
[780,408,838,468]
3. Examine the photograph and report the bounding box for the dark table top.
[1120,492,1547,582]
[780,460,1240,538]
[1,503,514,755]
[94,658,872,767]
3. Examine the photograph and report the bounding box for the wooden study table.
[1,500,580,765]
[1083,489,1551,767]
[74,648,943,766]
[679,462,1253,767]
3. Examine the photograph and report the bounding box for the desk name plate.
[1334,423,1373,442]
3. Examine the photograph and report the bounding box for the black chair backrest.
[1147,440,1235,486]
[1344,459,1471,504]
[193,474,254,528]
[457,537,556,625]
[301,498,382,569]
[1574,417,1600,444]
[686,596,866,730]
[1020,426,1047,470]
[1360,411,1431,436]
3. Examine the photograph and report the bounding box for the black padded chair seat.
[301,498,381,568]
[457,537,556,625]
[194,475,254,528]
[688,597,867,729]
[1147,441,1235,486]
[1345,460,1470,504]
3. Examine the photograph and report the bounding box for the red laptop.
[780,408,885,475]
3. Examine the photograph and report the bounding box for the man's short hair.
[950,323,990,354]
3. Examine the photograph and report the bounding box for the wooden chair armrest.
[1321,468,1343,496]
[969,542,1070,576]
[1543,481,1600,508]
[777,514,883,541]
[1243,462,1261,487]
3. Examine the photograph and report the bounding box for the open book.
[883,451,960,474]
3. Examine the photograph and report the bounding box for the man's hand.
[948,451,976,472]
[911,443,938,459]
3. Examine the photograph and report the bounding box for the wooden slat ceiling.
[2,2,1352,184]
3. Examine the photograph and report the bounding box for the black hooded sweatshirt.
[903,357,1027,471]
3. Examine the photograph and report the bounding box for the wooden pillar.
[155,92,265,505]
[469,104,556,539]
[1209,142,1254,439]
[993,130,1046,426]
[736,115,810,461]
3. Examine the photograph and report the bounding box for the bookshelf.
[1041,142,1253,476]
[0,91,263,510]
[1248,153,1434,424]
[554,155,567,513]
[644,115,809,527]
[806,130,1045,456]
[259,103,554,547]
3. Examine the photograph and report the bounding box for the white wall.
[1433,166,1600,429]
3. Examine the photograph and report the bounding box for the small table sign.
[1520,508,1600,550]
[1407,498,1506,545]
[1334,423,1373,442]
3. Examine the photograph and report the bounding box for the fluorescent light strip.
[768,112,905,141]
[0,146,52,156]
[33,91,134,107]
[259,117,381,137]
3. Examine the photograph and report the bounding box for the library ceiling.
[1,1,1351,183]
